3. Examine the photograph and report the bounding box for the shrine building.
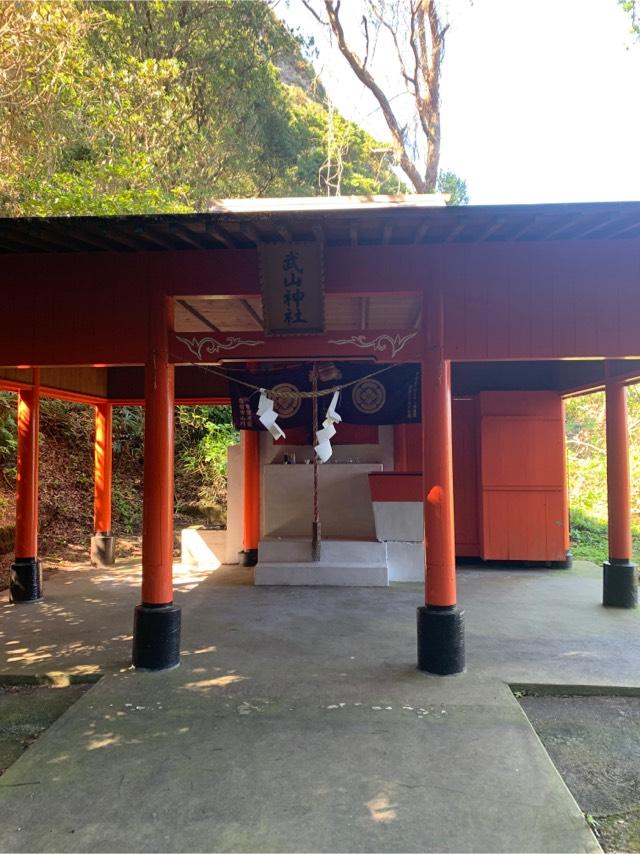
[1,195,639,676]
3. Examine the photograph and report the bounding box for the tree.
[301,0,466,200]
[0,0,402,216]
[437,170,468,205]
[620,0,639,38]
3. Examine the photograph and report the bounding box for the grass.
[595,807,640,852]
[570,508,640,565]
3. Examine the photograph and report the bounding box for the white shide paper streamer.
[314,390,342,462]
[257,390,286,441]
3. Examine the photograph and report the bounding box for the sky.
[276,0,640,205]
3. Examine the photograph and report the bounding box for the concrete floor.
[0,559,637,852]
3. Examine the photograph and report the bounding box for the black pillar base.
[603,559,638,608]
[417,605,465,675]
[10,557,43,604]
[90,532,116,567]
[239,549,258,567]
[132,604,181,671]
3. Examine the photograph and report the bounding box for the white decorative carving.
[327,331,417,358]
[176,334,264,361]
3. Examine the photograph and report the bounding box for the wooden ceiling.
[174,293,422,333]
[1,198,640,254]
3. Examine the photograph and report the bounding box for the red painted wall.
[393,424,422,472]
[389,393,568,561]
[451,398,481,556]
[439,240,640,360]
[1,238,640,366]
[391,402,480,556]
[478,391,568,562]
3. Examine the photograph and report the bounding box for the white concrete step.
[254,561,388,587]
[259,538,386,566]
[259,538,312,563]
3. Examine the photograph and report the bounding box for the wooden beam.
[412,294,423,329]
[542,215,585,240]
[445,221,466,243]
[237,223,261,245]
[0,236,31,253]
[71,224,140,252]
[604,218,640,240]
[168,224,209,250]
[510,217,540,241]
[205,222,236,248]
[240,299,264,329]
[413,218,433,244]
[0,229,57,253]
[359,296,370,330]
[474,218,505,242]
[177,299,222,333]
[2,227,85,254]
[111,228,159,251]
[171,327,421,364]
[132,226,175,250]
[177,223,218,249]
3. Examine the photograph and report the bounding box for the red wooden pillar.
[10,369,43,603]
[132,291,181,670]
[603,378,637,607]
[90,402,115,567]
[241,430,260,566]
[417,288,465,674]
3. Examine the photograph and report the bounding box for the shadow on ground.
[0,558,637,852]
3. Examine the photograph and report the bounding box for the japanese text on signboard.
[282,250,306,326]
[260,242,324,336]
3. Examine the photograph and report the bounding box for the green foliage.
[437,171,469,206]
[109,404,238,531]
[570,509,610,564]
[569,508,640,565]
[0,393,17,477]
[566,391,608,520]
[566,386,640,562]
[619,0,639,37]
[289,90,402,195]
[175,406,238,525]
[111,406,144,533]
[37,399,94,542]
[0,0,400,216]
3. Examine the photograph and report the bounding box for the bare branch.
[300,0,453,194]
[301,0,329,28]
[323,0,428,192]
[362,15,370,69]
[378,14,417,94]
